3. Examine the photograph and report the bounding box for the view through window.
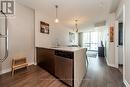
[83,31,100,51]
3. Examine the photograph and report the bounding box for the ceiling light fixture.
[54,5,59,23]
[75,20,79,32]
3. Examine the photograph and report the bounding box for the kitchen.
[0,0,126,87]
[36,47,87,87]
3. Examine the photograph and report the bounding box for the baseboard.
[34,62,37,65]
[0,62,35,75]
[0,68,11,75]
[28,62,35,66]
[106,59,116,68]
[107,63,116,68]
[124,79,130,87]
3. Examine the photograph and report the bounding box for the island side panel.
[74,48,87,87]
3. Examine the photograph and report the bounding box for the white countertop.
[36,46,86,52]
[51,47,86,52]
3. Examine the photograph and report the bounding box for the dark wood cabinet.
[36,47,55,74]
[36,47,74,86]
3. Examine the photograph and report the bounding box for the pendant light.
[75,20,79,32]
[54,5,59,23]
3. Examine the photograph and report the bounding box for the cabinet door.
[37,48,55,74]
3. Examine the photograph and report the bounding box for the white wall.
[106,13,116,67]
[116,0,123,20]
[35,10,56,47]
[35,10,78,48]
[124,0,130,86]
[0,2,35,74]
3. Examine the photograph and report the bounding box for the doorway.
[118,23,123,74]
[115,9,124,76]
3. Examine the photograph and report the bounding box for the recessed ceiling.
[16,0,120,30]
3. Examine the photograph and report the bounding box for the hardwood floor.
[80,57,125,87]
[0,57,125,87]
[0,66,68,87]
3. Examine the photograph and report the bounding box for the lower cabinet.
[36,47,55,74]
[36,47,73,86]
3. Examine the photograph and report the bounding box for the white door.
[115,21,119,68]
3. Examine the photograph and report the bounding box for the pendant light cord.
[55,5,58,18]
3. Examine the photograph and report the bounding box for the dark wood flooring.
[80,57,125,87]
[0,57,125,87]
[0,66,68,87]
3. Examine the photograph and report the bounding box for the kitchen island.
[36,47,87,87]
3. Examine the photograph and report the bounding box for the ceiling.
[16,0,120,30]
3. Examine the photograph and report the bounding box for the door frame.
[115,2,124,68]
[114,4,126,81]
[115,21,123,68]
[122,4,126,82]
